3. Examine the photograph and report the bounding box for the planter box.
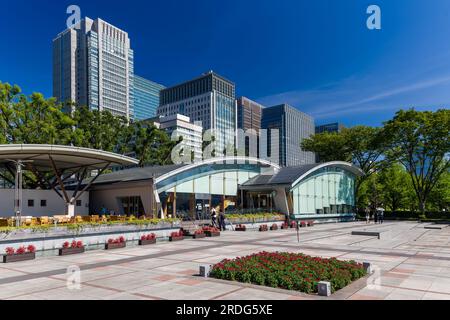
[235,227,246,232]
[139,238,156,246]
[270,225,278,231]
[3,252,35,263]
[280,225,289,230]
[58,246,85,256]
[204,231,220,237]
[193,233,206,239]
[169,236,184,242]
[105,242,126,250]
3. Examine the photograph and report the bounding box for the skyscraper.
[262,104,315,167]
[157,71,236,152]
[237,97,264,157]
[53,17,134,119]
[134,75,165,120]
[237,97,264,132]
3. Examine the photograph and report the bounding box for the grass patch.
[210,251,366,294]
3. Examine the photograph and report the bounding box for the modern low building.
[154,114,203,163]
[262,104,315,167]
[157,71,237,152]
[87,158,362,223]
[134,75,165,120]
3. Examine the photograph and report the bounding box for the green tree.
[302,125,389,208]
[132,120,176,166]
[384,109,450,214]
[427,172,450,212]
[301,131,350,162]
[378,163,412,213]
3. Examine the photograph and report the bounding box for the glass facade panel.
[291,167,356,216]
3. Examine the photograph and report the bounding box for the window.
[40,200,47,207]
[76,200,82,207]
[28,199,34,207]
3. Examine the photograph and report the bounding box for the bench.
[351,231,381,239]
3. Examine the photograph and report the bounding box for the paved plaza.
[1,221,450,300]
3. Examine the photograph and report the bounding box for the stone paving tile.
[215,287,292,300]
[1,221,450,300]
[385,288,426,300]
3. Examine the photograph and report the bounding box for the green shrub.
[210,252,366,295]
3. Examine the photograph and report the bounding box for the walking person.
[378,207,385,224]
[365,207,370,224]
[373,208,378,224]
[219,210,226,231]
[211,207,217,228]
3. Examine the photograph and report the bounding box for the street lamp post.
[13,160,23,228]
[7,159,33,227]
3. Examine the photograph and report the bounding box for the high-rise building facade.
[315,122,344,134]
[153,114,203,162]
[237,97,264,157]
[134,75,165,120]
[237,97,264,132]
[262,104,315,167]
[53,17,134,119]
[157,71,236,152]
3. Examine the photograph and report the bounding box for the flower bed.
[169,230,184,242]
[270,224,278,231]
[202,226,220,237]
[59,240,85,256]
[235,224,246,232]
[210,251,366,294]
[193,229,206,239]
[226,213,285,224]
[105,236,126,250]
[3,245,36,263]
[139,233,156,245]
[280,222,289,230]
[259,224,268,232]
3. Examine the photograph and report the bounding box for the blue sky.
[1,0,450,127]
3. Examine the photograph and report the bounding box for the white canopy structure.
[0,144,138,219]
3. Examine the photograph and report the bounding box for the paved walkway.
[1,221,450,300]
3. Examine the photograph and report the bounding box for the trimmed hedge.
[358,211,449,221]
[210,251,366,294]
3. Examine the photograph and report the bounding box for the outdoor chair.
[39,216,49,225]
[0,219,8,227]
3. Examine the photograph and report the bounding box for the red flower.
[27,245,36,253]
[5,247,15,255]
[16,246,26,255]
[62,241,70,249]
[76,241,83,248]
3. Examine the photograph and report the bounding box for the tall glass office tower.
[262,104,315,167]
[157,71,237,152]
[53,17,134,119]
[133,75,165,120]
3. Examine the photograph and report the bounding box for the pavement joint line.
[2,283,69,300]
[208,286,246,300]
[0,233,296,286]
